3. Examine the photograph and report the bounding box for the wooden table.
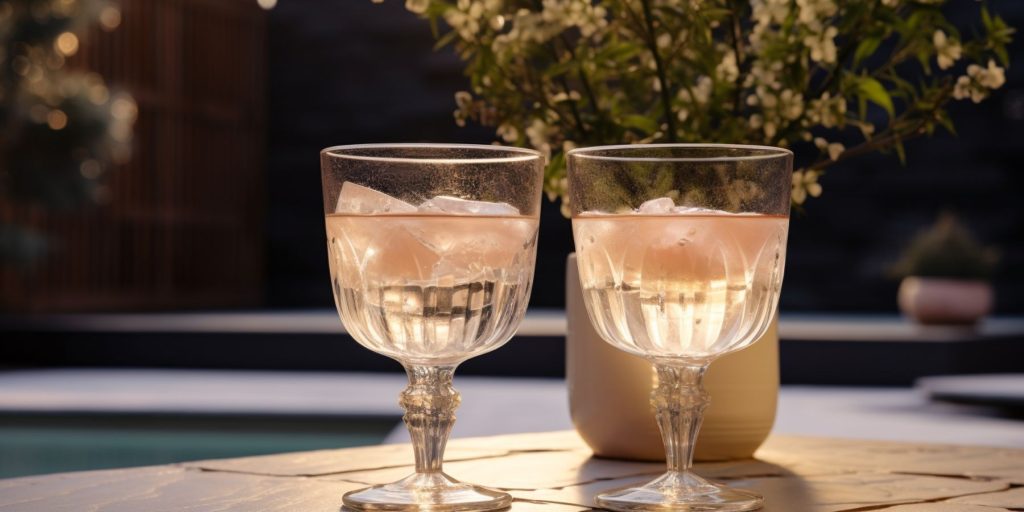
[2,431,1022,511]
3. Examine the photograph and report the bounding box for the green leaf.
[906,10,926,32]
[429,16,439,39]
[992,16,1016,44]
[936,110,956,135]
[433,30,459,50]
[596,42,641,63]
[853,37,882,67]
[858,76,894,119]
[542,60,575,79]
[894,139,906,166]
[699,8,733,19]
[622,114,658,133]
[995,46,1010,68]
[886,73,915,95]
[916,47,932,75]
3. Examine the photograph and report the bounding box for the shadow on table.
[565,456,815,511]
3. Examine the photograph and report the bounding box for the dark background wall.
[266,0,1024,313]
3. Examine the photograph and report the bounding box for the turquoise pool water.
[0,413,399,479]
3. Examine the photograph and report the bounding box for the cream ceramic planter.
[566,254,778,462]
[898,277,993,325]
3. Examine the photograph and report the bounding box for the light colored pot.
[898,276,993,325]
[566,254,779,462]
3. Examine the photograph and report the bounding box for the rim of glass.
[321,143,543,165]
[567,143,792,162]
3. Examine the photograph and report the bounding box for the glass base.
[596,471,763,512]
[342,472,512,511]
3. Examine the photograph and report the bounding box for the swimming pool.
[0,412,399,479]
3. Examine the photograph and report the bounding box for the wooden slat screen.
[0,0,267,311]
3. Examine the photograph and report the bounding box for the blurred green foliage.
[0,0,135,265]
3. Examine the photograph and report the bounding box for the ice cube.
[326,215,440,285]
[637,197,675,214]
[671,205,731,215]
[399,213,533,281]
[335,182,417,214]
[418,195,519,216]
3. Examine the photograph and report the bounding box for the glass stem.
[400,364,460,474]
[651,362,710,473]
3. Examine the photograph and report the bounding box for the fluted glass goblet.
[321,143,544,511]
[568,144,792,512]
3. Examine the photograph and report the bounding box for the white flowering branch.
[382,0,1013,209]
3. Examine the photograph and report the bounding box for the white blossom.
[791,169,823,204]
[541,0,607,38]
[933,30,961,70]
[796,0,837,31]
[751,0,789,26]
[445,9,480,40]
[678,76,713,105]
[487,0,606,58]
[452,90,474,126]
[405,0,429,14]
[808,92,846,128]
[492,9,560,62]
[749,0,791,52]
[778,89,804,120]
[745,60,783,90]
[851,120,875,139]
[974,59,1006,89]
[694,76,713,103]
[804,26,838,64]
[525,118,555,159]
[550,90,581,103]
[657,33,672,50]
[953,74,985,103]
[546,175,567,202]
[758,86,778,108]
[445,0,503,41]
[814,137,844,161]
[955,60,1007,103]
[490,14,505,30]
[496,123,519,142]
[716,51,739,83]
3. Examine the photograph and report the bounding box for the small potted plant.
[892,213,998,325]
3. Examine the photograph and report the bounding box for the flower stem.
[639,0,678,142]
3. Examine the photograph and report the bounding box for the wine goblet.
[567,144,792,512]
[321,143,544,511]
